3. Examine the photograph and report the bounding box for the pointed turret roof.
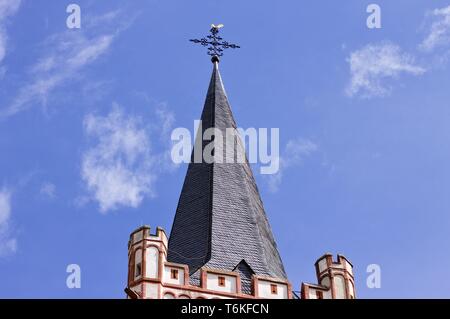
[167,61,287,292]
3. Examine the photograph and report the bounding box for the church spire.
[167,27,287,293]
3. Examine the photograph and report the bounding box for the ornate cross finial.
[190,24,240,63]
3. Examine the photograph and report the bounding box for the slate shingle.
[167,62,287,293]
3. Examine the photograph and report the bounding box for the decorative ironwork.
[190,24,240,60]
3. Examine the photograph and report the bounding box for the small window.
[316,291,323,299]
[170,269,179,279]
[270,284,278,294]
[218,276,226,287]
[135,263,142,278]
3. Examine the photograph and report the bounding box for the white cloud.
[266,138,318,193]
[40,182,56,199]
[346,42,426,98]
[81,105,157,213]
[84,10,121,29]
[0,0,21,64]
[0,187,17,257]
[420,6,450,52]
[0,30,114,118]
[151,103,180,172]
[0,8,133,118]
[131,92,179,170]
[0,188,11,225]
[155,103,176,141]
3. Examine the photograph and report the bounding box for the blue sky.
[1,0,450,298]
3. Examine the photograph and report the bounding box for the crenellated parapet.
[301,253,355,299]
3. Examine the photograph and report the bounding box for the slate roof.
[167,61,287,293]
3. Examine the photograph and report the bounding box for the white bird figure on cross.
[211,23,224,30]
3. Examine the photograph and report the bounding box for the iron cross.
[190,24,240,61]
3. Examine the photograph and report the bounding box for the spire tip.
[211,55,220,63]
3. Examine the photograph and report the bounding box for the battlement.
[128,225,168,250]
[302,253,355,299]
[314,253,353,278]
[125,226,355,299]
